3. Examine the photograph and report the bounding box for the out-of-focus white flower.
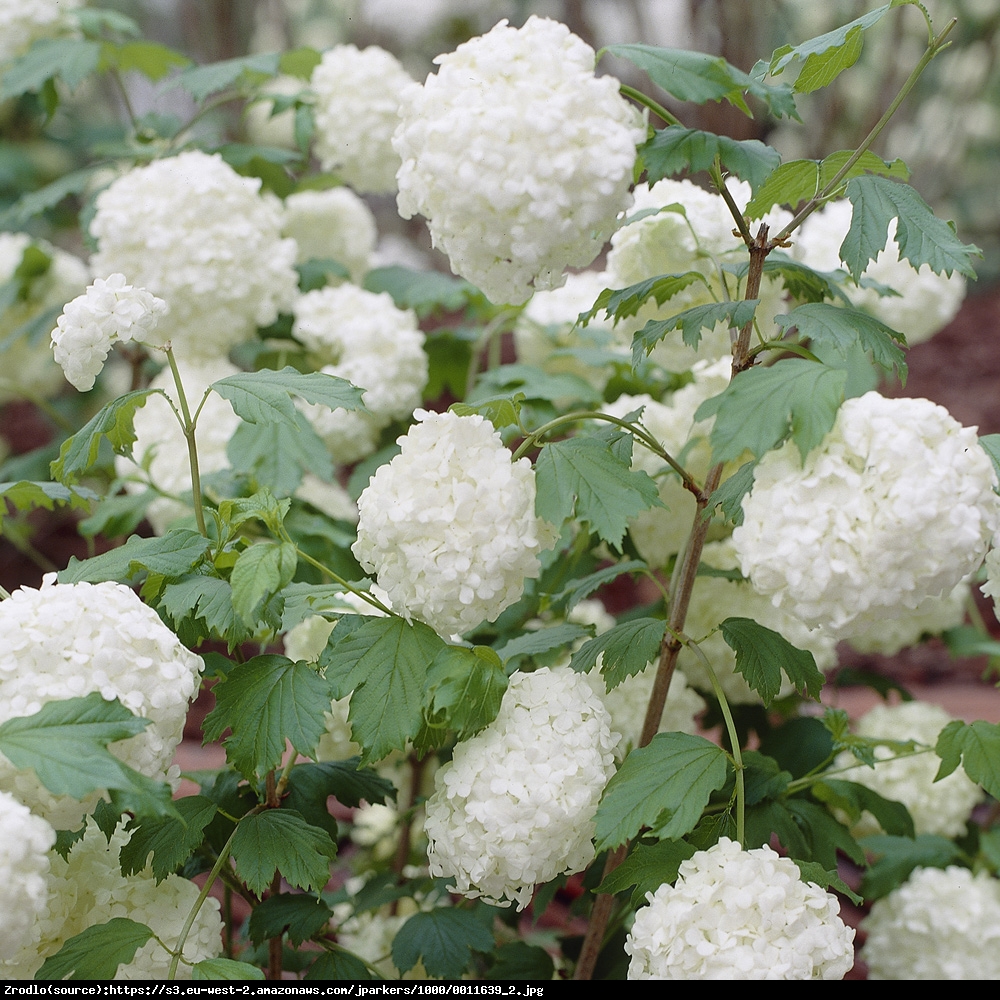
[0,818,222,980]
[0,0,83,63]
[0,791,54,961]
[90,151,298,361]
[282,188,377,282]
[310,44,413,194]
[294,474,358,523]
[244,75,305,148]
[791,198,966,345]
[979,536,1000,621]
[862,866,1000,980]
[353,410,555,636]
[292,284,427,464]
[394,16,645,305]
[50,274,168,391]
[833,701,983,838]
[625,837,855,979]
[733,392,1000,639]
[424,667,618,910]
[115,358,240,535]
[0,579,204,830]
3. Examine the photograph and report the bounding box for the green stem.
[110,67,141,134]
[711,159,754,248]
[618,83,682,127]
[748,340,821,363]
[164,347,208,538]
[294,547,393,616]
[464,308,521,399]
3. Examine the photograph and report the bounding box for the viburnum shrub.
[2,0,1000,982]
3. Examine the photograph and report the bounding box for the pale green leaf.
[631,299,759,364]
[58,529,209,584]
[1,38,102,97]
[211,367,365,425]
[934,719,1000,798]
[421,645,507,742]
[553,559,648,612]
[0,167,100,228]
[170,51,281,101]
[0,480,96,534]
[579,271,706,326]
[706,460,756,526]
[105,40,191,79]
[35,919,154,980]
[641,126,780,191]
[861,834,963,899]
[227,411,333,497]
[495,624,592,668]
[230,540,297,626]
[364,265,479,315]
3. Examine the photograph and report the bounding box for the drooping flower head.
[393,16,645,305]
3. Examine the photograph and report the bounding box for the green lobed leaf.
[170,51,281,101]
[595,837,697,907]
[202,654,333,780]
[211,367,365,425]
[785,797,865,867]
[160,575,250,649]
[579,272,707,326]
[720,617,823,705]
[51,389,160,484]
[284,760,395,826]
[745,799,809,857]
[696,358,847,463]
[553,558,648,612]
[230,809,337,896]
[450,393,526,430]
[364,265,479,315]
[58,529,210,584]
[319,617,446,765]
[722,254,852,305]
[119,796,218,881]
[569,618,667,690]
[35,918,154,981]
[1,38,102,97]
[758,716,833,780]
[812,779,914,838]
[605,44,797,119]
[248,893,334,946]
[421,645,508,742]
[631,299,759,365]
[741,750,792,805]
[391,909,494,980]
[486,942,556,982]
[0,480,96,534]
[935,719,1000,798]
[0,693,175,817]
[304,950,381,981]
[534,435,662,549]
[469,362,601,407]
[860,833,964,899]
[641,126,780,192]
[705,460,755,526]
[594,732,729,850]
[230,540,297,626]
[792,860,863,906]
[192,958,265,981]
[218,490,291,536]
[0,166,101,228]
[843,175,980,280]
[77,489,156,540]
[495,624,592,668]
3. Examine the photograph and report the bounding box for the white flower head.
[0,791,54,961]
[0,579,205,828]
[733,392,1000,638]
[424,667,619,910]
[862,866,1000,980]
[50,274,168,391]
[310,44,413,194]
[352,410,554,636]
[90,151,298,361]
[0,0,84,63]
[393,16,645,305]
[625,837,855,979]
[282,187,377,282]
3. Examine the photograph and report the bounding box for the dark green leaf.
[844,175,980,280]
[160,575,249,649]
[758,716,833,779]
[935,719,1000,798]
[595,837,696,907]
[203,654,332,779]
[579,272,706,325]
[120,796,218,881]
[230,540,297,626]
[741,750,792,804]
[861,833,964,899]
[391,909,494,979]
[1,38,102,97]
[553,558,648,611]
[792,860,862,905]
[170,52,281,101]
[641,126,780,191]
[534,435,662,548]
[569,618,666,690]
[248,893,334,946]
[304,950,381,981]
[192,958,265,981]
[696,358,846,462]
[364,265,479,315]
[0,480,96,533]
[745,799,809,856]
[35,919,154,980]
[706,461,755,526]
[786,797,865,867]
[812,779,914,838]
[58,529,209,584]
[422,645,507,741]
[942,625,1000,661]
[720,617,823,705]
[631,299,759,364]
[0,167,100,227]
[284,761,394,837]
[230,809,337,895]
[211,367,365,425]
[495,624,592,667]
[595,732,729,850]
[486,942,556,981]
[77,489,156,540]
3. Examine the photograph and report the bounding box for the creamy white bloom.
[0,0,83,63]
[862,866,1000,980]
[90,151,298,361]
[792,198,965,345]
[293,284,427,464]
[979,535,1000,619]
[310,44,413,194]
[51,274,168,390]
[0,818,222,980]
[733,392,1000,638]
[625,837,855,979]
[424,667,618,910]
[282,187,377,282]
[394,16,645,305]
[833,701,983,838]
[0,791,54,961]
[0,579,204,829]
[353,410,554,636]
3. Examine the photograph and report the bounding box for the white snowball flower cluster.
[792,198,965,345]
[0,0,83,63]
[394,16,645,305]
[0,578,205,829]
[978,535,1000,620]
[310,44,413,194]
[116,358,240,535]
[353,410,554,636]
[733,392,1000,638]
[833,701,983,838]
[282,187,377,282]
[50,274,168,391]
[90,151,298,361]
[625,837,855,979]
[424,667,618,910]
[862,866,1000,980]
[0,818,222,980]
[292,284,427,464]
[0,232,88,405]
[0,791,55,961]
